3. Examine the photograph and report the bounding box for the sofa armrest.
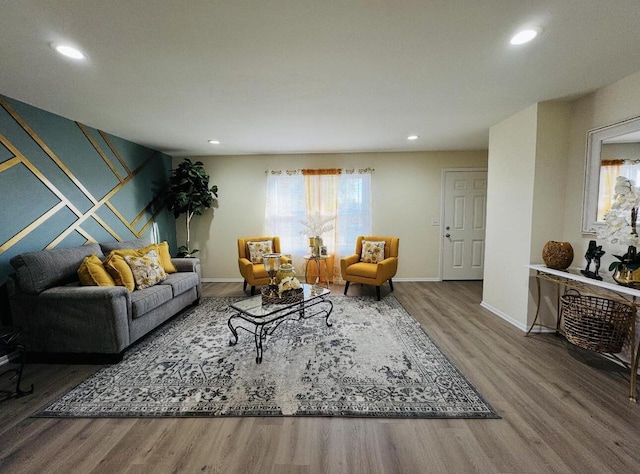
[9,285,132,354]
[340,254,360,274]
[172,257,200,273]
[171,257,201,299]
[377,257,399,281]
[238,257,253,277]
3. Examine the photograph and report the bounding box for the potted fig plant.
[163,159,218,257]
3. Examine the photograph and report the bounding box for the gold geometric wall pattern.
[0,95,165,256]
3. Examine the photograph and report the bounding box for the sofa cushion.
[345,262,379,279]
[160,272,199,297]
[130,284,173,319]
[125,250,167,290]
[10,243,104,294]
[77,254,116,286]
[99,239,151,254]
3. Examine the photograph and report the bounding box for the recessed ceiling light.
[510,28,540,45]
[407,135,419,140]
[52,44,86,60]
[208,140,221,145]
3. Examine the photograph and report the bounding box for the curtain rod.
[265,167,375,175]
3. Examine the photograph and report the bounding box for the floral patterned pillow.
[247,240,274,264]
[124,249,167,290]
[361,240,386,264]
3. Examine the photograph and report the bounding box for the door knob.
[445,226,450,230]
[445,233,451,238]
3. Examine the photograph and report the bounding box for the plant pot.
[542,241,574,270]
[612,265,640,288]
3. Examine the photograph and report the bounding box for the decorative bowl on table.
[261,287,303,305]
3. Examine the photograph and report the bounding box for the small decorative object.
[541,241,574,270]
[320,245,328,256]
[311,237,323,256]
[609,245,640,288]
[276,262,296,285]
[262,261,303,304]
[597,176,640,285]
[580,240,605,280]
[300,212,335,256]
[262,253,281,297]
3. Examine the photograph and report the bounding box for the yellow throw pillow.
[155,241,177,273]
[361,240,386,264]
[103,241,177,278]
[104,252,136,291]
[124,250,167,290]
[77,254,115,286]
[111,243,177,274]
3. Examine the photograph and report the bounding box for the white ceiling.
[2,1,640,157]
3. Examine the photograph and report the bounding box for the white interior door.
[442,170,487,280]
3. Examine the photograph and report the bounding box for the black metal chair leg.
[389,278,394,292]
[243,280,247,291]
[251,286,256,296]
[344,281,350,295]
[376,286,381,301]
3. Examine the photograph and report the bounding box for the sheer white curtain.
[264,169,372,279]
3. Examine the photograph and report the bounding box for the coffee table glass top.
[231,283,330,318]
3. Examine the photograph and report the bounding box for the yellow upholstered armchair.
[340,235,399,301]
[237,237,291,295]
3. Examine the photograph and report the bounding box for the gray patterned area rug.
[35,296,499,419]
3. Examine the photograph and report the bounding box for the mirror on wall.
[582,115,640,233]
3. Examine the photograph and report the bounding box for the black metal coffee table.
[228,284,333,363]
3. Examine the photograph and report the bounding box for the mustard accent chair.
[341,236,399,301]
[237,237,291,296]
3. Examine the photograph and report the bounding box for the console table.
[527,264,640,402]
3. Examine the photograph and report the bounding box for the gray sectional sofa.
[7,239,201,361]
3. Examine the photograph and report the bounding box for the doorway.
[441,169,488,280]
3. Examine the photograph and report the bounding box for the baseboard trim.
[202,278,244,283]
[392,277,440,282]
[480,301,529,332]
[202,277,441,283]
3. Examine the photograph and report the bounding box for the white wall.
[174,151,487,280]
[483,104,538,329]
[564,70,640,266]
[483,68,640,332]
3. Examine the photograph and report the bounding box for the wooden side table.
[304,254,333,289]
[0,327,34,401]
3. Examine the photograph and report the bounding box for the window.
[264,169,372,279]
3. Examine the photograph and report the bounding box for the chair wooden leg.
[251,286,256,296]
[388,278,394,292]
[376,286,381,301]
[344,281,350,295]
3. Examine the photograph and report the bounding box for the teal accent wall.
[0,95,177,284]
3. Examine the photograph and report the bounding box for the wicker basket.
[560,290,634,353]
[261,287,303,305]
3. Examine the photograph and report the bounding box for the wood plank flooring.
[1,281,639,473]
